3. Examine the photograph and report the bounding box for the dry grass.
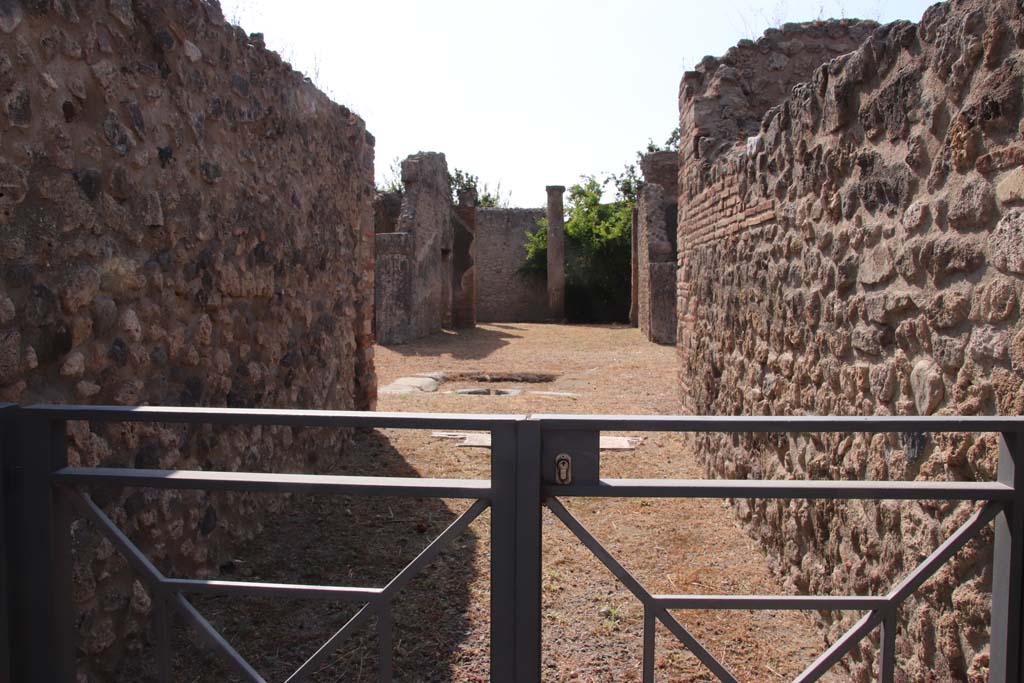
[124,323,844,682]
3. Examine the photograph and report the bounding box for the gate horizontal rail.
[550,478,1013,500]
[54,467,491,498]
[535,413,1024,431]
[1,404,1022,683]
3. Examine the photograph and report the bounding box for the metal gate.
[2,404,1022,682]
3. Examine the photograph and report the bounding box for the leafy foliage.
[520,128,679,323]
[377,157,404,194]
[522,177,634,323]
[449,168,508,208]
[651,127,681,153]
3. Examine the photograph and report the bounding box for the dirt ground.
[130,323,846,682]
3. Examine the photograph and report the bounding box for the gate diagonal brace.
[548,496,1000,683]
[286,498,490,682]
[546,497,740,683]
[66,487,489,683]
[793,500,1000,683]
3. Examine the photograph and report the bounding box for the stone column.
[546,185,566,320]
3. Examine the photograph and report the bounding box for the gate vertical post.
[0,404,16,683]
[490,419,542,683]
[490,420,518,683]
[991,431,1024,683]
[17,413,76,682]
[516,419,542,682]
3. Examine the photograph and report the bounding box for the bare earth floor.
[130,323,843,682]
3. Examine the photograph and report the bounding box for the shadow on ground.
[380,324,527,361]
[118,429,482,682]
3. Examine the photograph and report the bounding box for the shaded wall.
[0,0,376,674]
[452,190,477,328]
[374,190,402,235]
[374,232,414,344]
[475,208,548,322]
[635,151,678,344]
[677,4,1024,680]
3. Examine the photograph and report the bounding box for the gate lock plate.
[542,430,599,486]
[554,453,572,485]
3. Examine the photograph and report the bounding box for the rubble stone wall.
[0,0,375,673]
[679,19,877,165]
[398,152,453,340]
[374,152,457,344]
[676,3,1024,681]
[475,208,548,322]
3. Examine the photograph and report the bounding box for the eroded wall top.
[679,19,877,166]
[639,150,679,202]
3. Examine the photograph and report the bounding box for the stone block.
[996,168,1024,205]
[910,359,944,416]
[991,210,1024,274]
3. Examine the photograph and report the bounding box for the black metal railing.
[1,405,1022,682]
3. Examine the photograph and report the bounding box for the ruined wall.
[630,206,639,326]
[374,190,402,235]
[677,4,1024,681]
[374,152,455,344]
[679,19,877,163]
[452,190,477,328]
[400,153,453,339]
[374,232,414,344]
[475,208,548,322]
[0,0,376,674]
[636,151,678,344]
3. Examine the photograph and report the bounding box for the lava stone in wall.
[677,2,1024,680]
[0,0,376,673]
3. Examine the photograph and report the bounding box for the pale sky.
[221,0,937,207]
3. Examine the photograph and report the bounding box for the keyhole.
[554,453,572,485]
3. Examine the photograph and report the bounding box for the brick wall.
[475,208,548,323]
[679,177,775,249]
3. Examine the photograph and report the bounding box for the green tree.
[449,168,508,208]
[377,157,404,194]
[522,176,634,323]
[520,126,676,322]
[647,127,681,154]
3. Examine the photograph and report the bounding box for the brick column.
[452,189,477,329]
[546,185,566,321]
[629,205,639,326]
